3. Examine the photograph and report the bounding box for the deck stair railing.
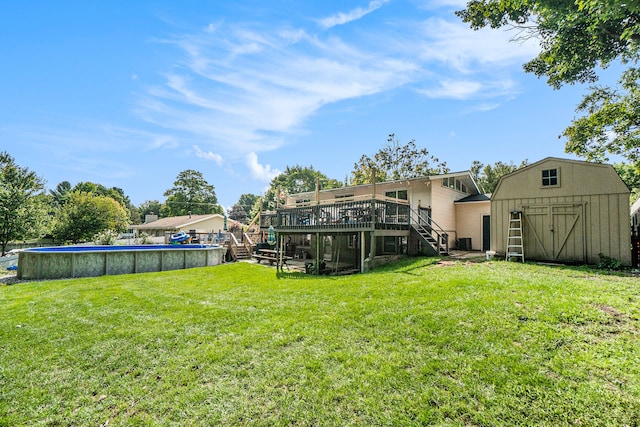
[228,233,251,260]
[408,208,449,255]
[242,232,254,256]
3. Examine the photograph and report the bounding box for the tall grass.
[1,259,639,425]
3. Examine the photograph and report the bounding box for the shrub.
[94,229,119,245]
[596,253,624,271]
[138,232,153,245]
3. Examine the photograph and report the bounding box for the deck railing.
[275,198,410,231]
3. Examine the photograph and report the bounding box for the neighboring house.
[271,171,490,273]
[491,157,631,265]
[132,214,229,242]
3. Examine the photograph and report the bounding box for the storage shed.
[491,157,631,265]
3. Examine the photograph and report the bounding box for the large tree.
[162,169,222,216]
[138,200,164,221]
[456,0,640,164]
[613,162,640,204]
[69,181,141,223]
[227,193,259,224]
[0,152,48,255]
[470,160,528,193]
[49,181,72,208]
[350,134,449,185]
[258,166,343,211]
[52,192,129,243]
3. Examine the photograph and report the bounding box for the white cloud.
[246,152,281,182]
[193,145,223,164]
[418,78,517,100]
[413,18,539,72]
[136,7,540,163]
[318,0,389,29]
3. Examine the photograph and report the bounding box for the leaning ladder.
[506,210,524,262]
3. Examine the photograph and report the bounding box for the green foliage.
[70,181,139,224]
[237,193,258,217]
[49,181,71,208]
[138,200,163,220]
[162,169,222,216]
[227,194,258,223]
[2,260,640,424]
[52,192,130,243]
[0,152,48,255]
[563,69,640,165]
[470,159,528,193]
[351,134,448,185]
[93,229,119,245]
[138,232,153,244]
[596,253,624,271]
[227,203,248,223]
[258,165,342,211]
[457,0,640,165]
[613,162,640,204]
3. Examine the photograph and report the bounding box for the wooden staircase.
[227,232,253,261]
[409,208,449,256]
[234,245,251,259]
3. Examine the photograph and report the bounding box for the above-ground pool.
[17,244,227,280]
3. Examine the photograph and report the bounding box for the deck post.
[315,232,321,275]
[369,231,376,271]
[360,231,366,273]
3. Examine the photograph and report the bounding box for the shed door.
[523,204,585,262]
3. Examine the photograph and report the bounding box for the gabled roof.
[492,157,628,198]
[133,214,223,230]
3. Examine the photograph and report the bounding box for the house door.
[418,207,432,226]
[522,204,585,262]
[482,215,490,251]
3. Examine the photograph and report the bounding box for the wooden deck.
[274,198,411,232]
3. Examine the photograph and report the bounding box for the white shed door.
[523,204,585,262]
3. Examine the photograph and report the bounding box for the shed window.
[542,169,559,186]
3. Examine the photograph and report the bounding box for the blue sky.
[0,0,614,210]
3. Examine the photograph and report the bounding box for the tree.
[138,200,164,220]
[456,0,640,164]
[70,181,141,224]
[227,204,249,223]
[49,181,72,208]
[162,169,222,216]
[350,134,448,185]
[237,193,258,218]
[257,165,343,212]
[470,160,528,193]
[0,152,48,255]
[52,192,129,243]
[613,162,640,204]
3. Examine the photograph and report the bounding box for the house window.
[385,190,408,200]
[542,169,559,187]
[442,177,455,189]
[442,178,468,193]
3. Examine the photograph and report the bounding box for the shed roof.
[492,157,629,200]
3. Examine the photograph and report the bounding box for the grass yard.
[1,258,639,426]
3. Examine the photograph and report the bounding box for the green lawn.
[1,259,639,426]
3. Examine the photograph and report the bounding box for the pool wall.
[17,245,227,280]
